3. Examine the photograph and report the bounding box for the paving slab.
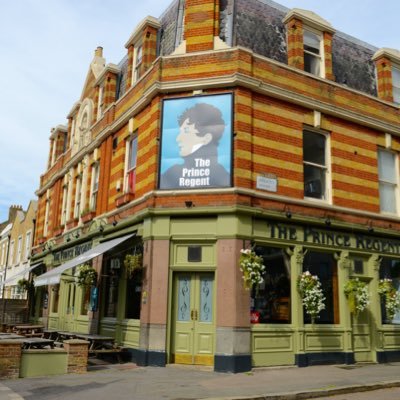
[1,362,400,400]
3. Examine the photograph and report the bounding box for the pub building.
[31,0,400,372]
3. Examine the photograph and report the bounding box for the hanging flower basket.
[344,278,370,315]
[239,249,266,291]
[17,278,32,292]
[378,278,400,321]
[124,253,143,278]
[297,271,325,323]
[75,264,98,288]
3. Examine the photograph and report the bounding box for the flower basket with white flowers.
[344,278,370,315]
[378,278,400,321]
[239,249,266,291]
[297,271,325,322]
[75,264,98,288]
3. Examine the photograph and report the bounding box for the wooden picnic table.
[0,333,25,340]
[22,337,54,349]
[73,333,115,351]
[14,324,44,336]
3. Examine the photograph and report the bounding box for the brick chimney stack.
[8,205,23,222]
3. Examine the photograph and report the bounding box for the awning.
[1,263,43,287]
[34,233,135,287]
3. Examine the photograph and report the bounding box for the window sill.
[81,211,96,223]
[115,192,135,208]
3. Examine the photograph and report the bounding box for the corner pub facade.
[31,0,400,372]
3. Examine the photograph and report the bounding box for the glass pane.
[304,30,320,53]
[303,252,336,324]
[304,164,325,199]
[303,131,326,165]
[128,137,138,169]
[379,182,397,213]
[304,53,320,75]
[378,150,396,183]
[252,247,291,324]
[178,276,191,321]
[200,276,213,322]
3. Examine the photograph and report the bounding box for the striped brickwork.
[142,25,158,72]
[323,32,334,81]
[286,18,304,70]
[375,56,393,102]
[185,0,219,52]
[103,71,118,109]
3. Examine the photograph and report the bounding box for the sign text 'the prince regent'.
[268,222,400,255]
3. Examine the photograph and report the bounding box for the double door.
[171,272,215,366]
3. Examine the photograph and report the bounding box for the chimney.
[8,205,23,222]
[95,46,103,57]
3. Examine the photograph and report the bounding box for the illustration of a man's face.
[176,118,211,157]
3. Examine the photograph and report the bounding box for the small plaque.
[257,174,278,192]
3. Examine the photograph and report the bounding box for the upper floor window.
[125,135,138,193]
[74,176,82,219]
[24,231,31,261]
[303,130,329,201]
[43,196,50,237]
[16,236,22,264]
[90,163,100,211]
[392,66,400,104]
[1,243,6,266]
[378,149,399,214]
[304,29,323,77]
[133,45,143,83]
[8,240,14,266]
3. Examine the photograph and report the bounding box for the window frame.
[303,129,331,203]
[90,163,100,211]
[377,148,399,215]
[132,43,143,84]
[16,236,22,265]
[74,175,82,219]
[303,27,325,78]
[8,240,14,267]
[392,65,400,104]
[24,230,32,261]
[124,134,138,194]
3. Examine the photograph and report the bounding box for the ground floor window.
[80,286,91,315]
[303,251,339,324]
[125,269,142,319]
[51,285,59,313]
[252,246,291,324]
[102,260,119,318]
[380,257,400,324]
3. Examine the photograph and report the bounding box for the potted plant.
[239,248,266,291]
[75,264,98,288]
[344,278,370,315]
[124,253,143,278]
[378,278,400,321]
[297,271,325,323]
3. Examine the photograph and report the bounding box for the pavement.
[1,361,400,400]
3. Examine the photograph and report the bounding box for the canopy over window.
[34,234,135,287]
[1,263,43,287]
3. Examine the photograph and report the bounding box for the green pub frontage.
[31,211,400,372]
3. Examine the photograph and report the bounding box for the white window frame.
[97,84,104,121]
[24,230,32,261]
[74,176,82,219]
[132,44,143,84]
[51,139,57,166]
[90,163,100,211]
[124,135,138,193]
[43,193,50,238]
[303,27,325,78]
[303,129,331,203]
[392,65,400,104]
[1,242,5,266]
[8,240,14,267]
[16,236,22,265]
[61,183,68,226]
[70,118,76,150]
[378,148,399,214]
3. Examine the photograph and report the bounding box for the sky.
[1,0,400,222]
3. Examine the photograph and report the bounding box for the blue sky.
[1,0,399,222]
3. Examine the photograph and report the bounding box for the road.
[312,387,400,400]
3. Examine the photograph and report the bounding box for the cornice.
[94,63,121,86]
[124,16,161,48]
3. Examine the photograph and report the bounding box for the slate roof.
[115,0,379,99]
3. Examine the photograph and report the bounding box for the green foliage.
[124,253,143,278]
[17,278,32,291]
[378,279,400,321]
[239,249,266,291]
[75,264,98,288]
[297,271,325,321]
[344,278,369,314]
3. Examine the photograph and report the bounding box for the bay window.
[378,149,398,214]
